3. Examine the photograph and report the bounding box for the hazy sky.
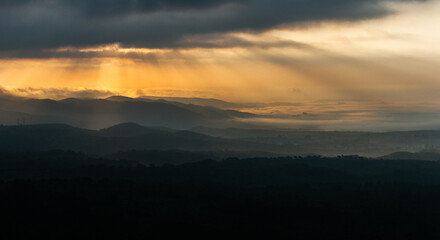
[0,0,439,130]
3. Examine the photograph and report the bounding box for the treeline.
[1,151,440,239]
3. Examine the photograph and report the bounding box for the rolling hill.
[0,123,298,155]
[0,96,257,129]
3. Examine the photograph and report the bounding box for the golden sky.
[0,0,439,128]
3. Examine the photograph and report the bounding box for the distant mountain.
[382,149,440,161]
[98,122,174,137]
[137,95,308,111]
[109,96,254,118]
[139,96,241,108]
[191,126,282,138]
[192,127,440,157]
[0,96,257,129]
[105,96,139,102]
[0,108,84,126]
[0,123,300,155]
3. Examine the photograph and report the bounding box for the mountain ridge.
[0,96,257,129]
[0,123,296,155]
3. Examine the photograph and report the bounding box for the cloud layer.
[0,0,426,57]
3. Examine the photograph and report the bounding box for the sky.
[0,0,439,130]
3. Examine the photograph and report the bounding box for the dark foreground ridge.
[2,151,440,239]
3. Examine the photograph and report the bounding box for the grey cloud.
[10,87,115,100]
[0,0,427,57]
[0,48,161,61]
[170,34,320,50]
[0,35,318,59]
[0,0,248,14]
[71,0,249,18]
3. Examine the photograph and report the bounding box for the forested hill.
[2,152,440,239]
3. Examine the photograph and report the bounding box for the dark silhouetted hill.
[98,122,174,137]
[0,123,298,155]
[107,149,279,165]
[3,152,440,239]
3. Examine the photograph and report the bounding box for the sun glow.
[0,1,439,106]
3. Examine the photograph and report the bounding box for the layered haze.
[0,0,439,131]
[3,2,440,238]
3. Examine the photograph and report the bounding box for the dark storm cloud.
[0,0,246,10]
[0,0,427,57]
[70,0,249,18]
